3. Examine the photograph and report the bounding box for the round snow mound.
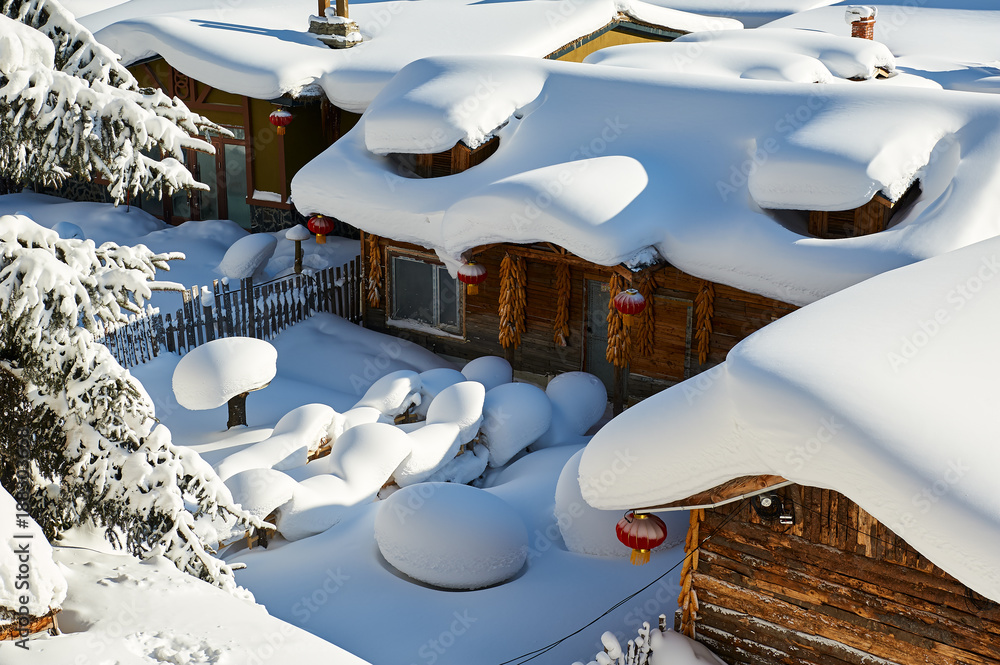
[462,356,512,392]
[375,483,528,590]
[219,233,277,279]
[172,337,277,410]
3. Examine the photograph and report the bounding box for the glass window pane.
[196,150,219,221]
[224,144,251,230]
[392,257,435,325]
[172,189,190,219]
[436,265,460,330]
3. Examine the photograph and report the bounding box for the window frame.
[385,248,465,338]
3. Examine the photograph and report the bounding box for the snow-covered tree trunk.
[0,215,265,596]
[0,0,224,203]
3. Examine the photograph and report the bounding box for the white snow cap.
[293,52,1000,307]
[844,6,877,23]
[218,233,277,280]
[481,382,552,467]
[461,356,513,392]
[172,337,277,410]
[424,381,486,444]
[84,0,738,112]
[579,235,1000,603]
[375,483,528,590]
[0,486,67,615]
[285,224,312,242]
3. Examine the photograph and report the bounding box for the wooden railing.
[94,257,361,368]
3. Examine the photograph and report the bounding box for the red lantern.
[616,511,667,566]
[307,214,335,244]
[457,262,487,296]
[613,288,646,325]
[269,108,293,136]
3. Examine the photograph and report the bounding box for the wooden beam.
[640,475,790,512]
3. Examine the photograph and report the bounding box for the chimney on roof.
[845,5,877,40]
[309,0,361,48]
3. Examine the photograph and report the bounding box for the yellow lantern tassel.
[316,233,327,244]
[630,549,651,566]
[467,283,479,296]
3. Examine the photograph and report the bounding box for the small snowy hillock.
[579,234,1000,603]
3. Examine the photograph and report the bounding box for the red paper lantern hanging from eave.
[457,262,488,295]
[613,287,646,325]
[616,511,667,565]
[307,214,335,244]
[269,108,293,136]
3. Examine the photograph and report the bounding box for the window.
[162,126,251,228]
[389,254,462,335]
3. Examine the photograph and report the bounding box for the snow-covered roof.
[77,0,739,112]
[578,234,1000,603]
[764,4,1000,94]
[292,42,1000,305]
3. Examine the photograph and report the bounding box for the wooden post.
[318,0,330,16]
[294,240,303,274]
[227,392,248,429]
[335,0,348,18]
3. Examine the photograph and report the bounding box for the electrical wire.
[497,500,749,665]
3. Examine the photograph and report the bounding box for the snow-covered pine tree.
[0,215,266,596]
[0,0,223,202]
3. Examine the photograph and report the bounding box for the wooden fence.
[94,257,362,368]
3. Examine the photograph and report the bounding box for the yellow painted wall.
[555,28,666,63]
[248,97,283,196]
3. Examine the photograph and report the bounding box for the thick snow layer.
[535,371,607,448]
[580,235,1000,602]
[224,468,298,521]
[375,483,528,589]
[80,0,737,113]
[217,232,277,280]
[0,487,67,616]
[765,6,1000,93]
[352,369,422,416]
[461,355,512,392]
[215,403,339,480]
[294,53,1000,305]
[394,423,463,487]
[481,382,553,467]
[276,423,411,540]
[0,545,369,665]
[648,628,727,665]
[423,381,486,444]
[586,28,895,82]
[640,0,839,28]
[172,337,277,410]
[413,367,466,417]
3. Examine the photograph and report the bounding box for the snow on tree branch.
[0,0,229,203]
[0,215,265,596]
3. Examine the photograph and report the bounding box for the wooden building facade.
[361,235,798,402]
[669,481,1000,665]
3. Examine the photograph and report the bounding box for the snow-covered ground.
[0,194,696,664]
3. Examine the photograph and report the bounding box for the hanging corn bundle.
[635,275,654,357]
[606,272,630,368]
[366,233,383,308]
[553,262,571,347]
[694,280,715,364]
[678,508,704,639]
[498,253,526,348]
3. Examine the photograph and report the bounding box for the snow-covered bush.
[0,216,264,595]
[572,621,725,665]
[0,0,222,202]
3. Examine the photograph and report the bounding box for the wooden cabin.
[663,478,1000,665]
[805,181,921,239]
[361,235,798,406]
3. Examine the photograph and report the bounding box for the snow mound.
[375,483,528,589]
[425,443,490,484]
[0,487,67,615]
[353,369,422,417]
[277,423,411,540]
[535,372,607,448]
[172,337,277,410]
[215,403,338,480]
[424,381,485,444]
[481,383,552,467]
[395,423,463,487]
[461,356,512,392]
[52,220,85,240]
[414,367,467,417]
[217,229,276,279]
[224,468,297,521]
[648,628,727,665]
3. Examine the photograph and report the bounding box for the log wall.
[363,238,796,397]
[687,485,1000,665]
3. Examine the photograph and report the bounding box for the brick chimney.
[309,0,361,48]
[845,5,877,40]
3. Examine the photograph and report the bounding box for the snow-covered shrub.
[0,216,264,595]
[0,0,222,202]
[572,620,725,665]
